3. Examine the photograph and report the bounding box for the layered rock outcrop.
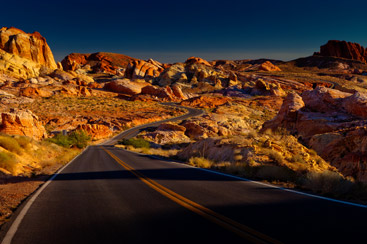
[76,124,112,140]
[262,87,367,182]
[315,40,367,63]
[105,79,149,95]
[259,61,282,72]
[0,109,46,140]
[125,59,164,80]
[0,27,57,79]
[61,52,136,74]
[0,27,57,69]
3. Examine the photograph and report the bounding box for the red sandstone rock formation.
[0,27,57,69]
[259,61,282,71]
[125,59,164,80]
[61,52,136,74]
[185,57,212,66]
[105,79,150,95]
[76,124,112,140]
[315,40,367,63]
[0,109,47,140]
[19,87,53,98]
[180,95,230,108]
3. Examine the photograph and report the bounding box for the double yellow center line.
[102,147,282,244]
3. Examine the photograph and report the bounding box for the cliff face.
[315,40,367,63]
[0,27,57,69]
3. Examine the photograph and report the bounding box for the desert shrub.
[48,130,90,149]
[68,130,91,149]
[118,138,150,149]
[0,136,22,154]
[290,154,306,164]
[188,157,213,168]
[0,151,17,173]
[305,171,354,196]
[48,134,72,148]
[15,136,32,149]
[261,148,284,165]
[255,165,296,182]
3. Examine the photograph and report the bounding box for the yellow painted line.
[102,147,282,244]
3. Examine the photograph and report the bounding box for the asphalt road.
[1,104,367,244]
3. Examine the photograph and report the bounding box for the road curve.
[100,103,204,145]
[1,104,367,244]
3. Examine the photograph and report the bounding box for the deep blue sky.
[2,0,366,63]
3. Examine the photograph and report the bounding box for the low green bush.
[118,138,150,149]
[48,130,90,149]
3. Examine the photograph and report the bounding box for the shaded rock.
[342,92,367,119]
[302,87,352,113]
[0,109,46,140]
[50,69,75,81]
[157,122,186,132]
[261,93,305,133]
[182,122,206,139]
[180,96,230,108]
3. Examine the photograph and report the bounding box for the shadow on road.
[52,168,242,182]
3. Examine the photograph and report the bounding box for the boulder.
[157,122,186,132]
[105,79,149,95]
[182,122,206,139]
[171,84,187,100]
[0,109,46,140]
[251,79,286,96]
[125,59,164,80]
[301,87,352,113]
[342,92,367,119]
[259,61,282,71]
[50,69,75,81]
[19,87,53,98]
[261,93,305,133]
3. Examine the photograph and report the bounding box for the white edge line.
[121,149,367,209]
[1,147,89,244]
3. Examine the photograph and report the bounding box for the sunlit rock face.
[315,40,367,63]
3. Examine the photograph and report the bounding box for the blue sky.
[2,0,366,63]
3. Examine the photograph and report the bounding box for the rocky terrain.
[1,26,367,225]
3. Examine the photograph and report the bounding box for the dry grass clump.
[0,151,17,174]
[304,171,354,197]
[188,157,213,168]
[0,134,82,177]
[0,136,22,155]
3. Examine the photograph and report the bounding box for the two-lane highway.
[1,105,367,244]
